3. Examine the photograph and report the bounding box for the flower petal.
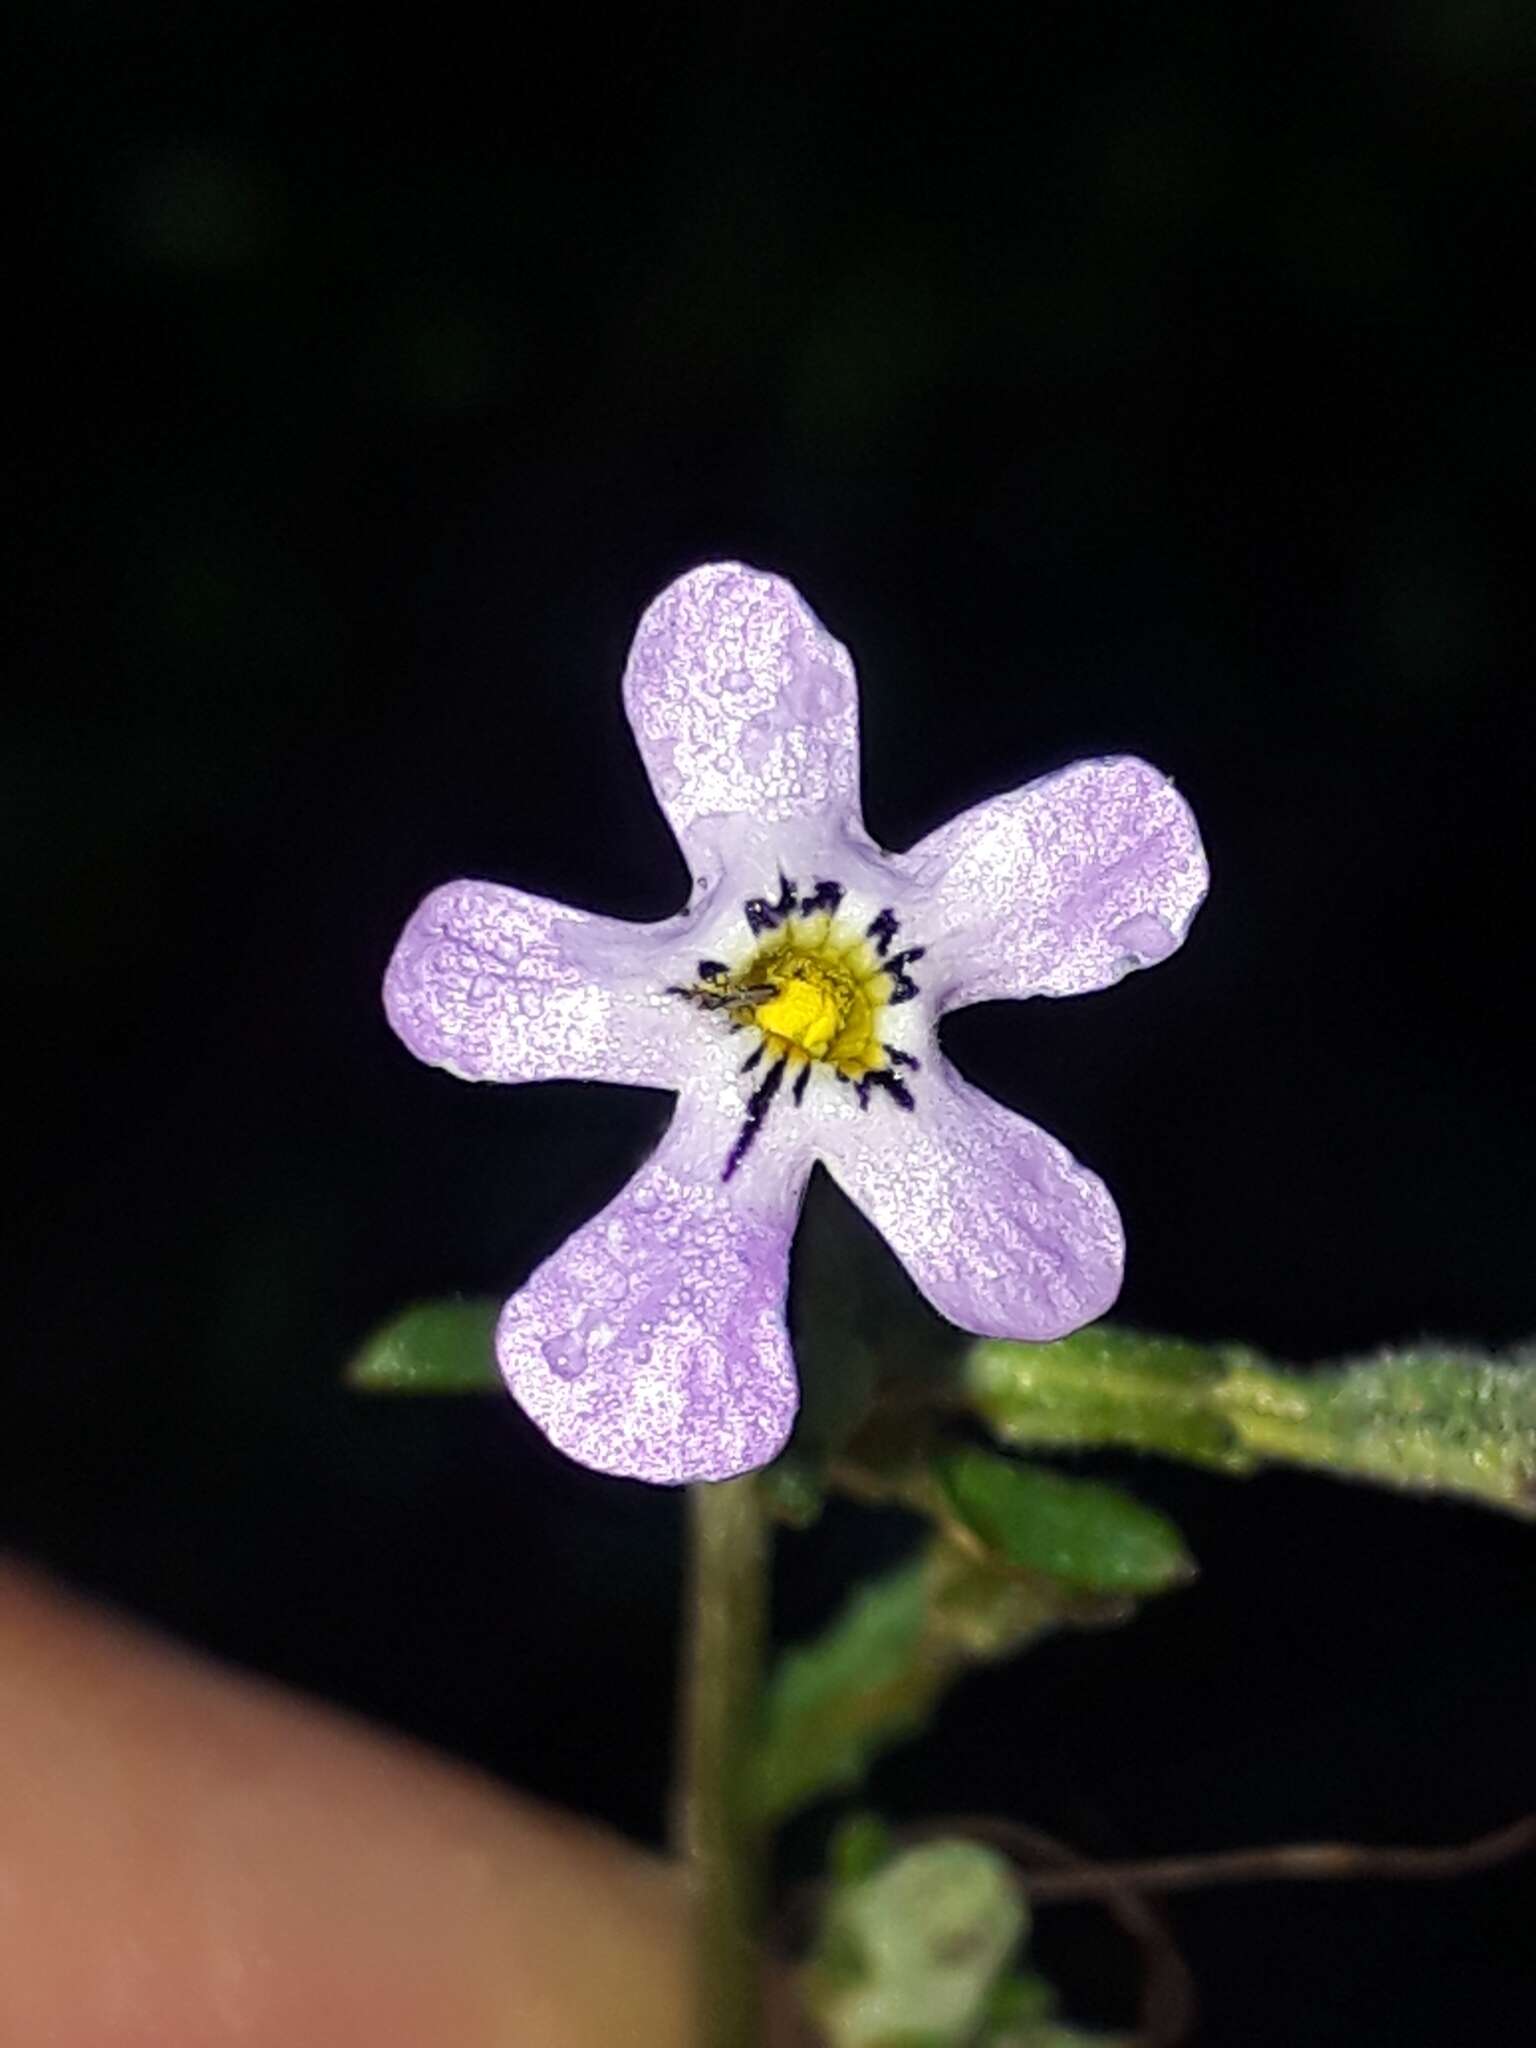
[622,563,864,877]
[384,879,677,1086]
[497,1102,807,1483]
[818,1059,1123,1340]
[903,756,1208,1007]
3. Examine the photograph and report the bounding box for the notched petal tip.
[621,561,864,856]
[912,753,1209,1009]
[381,879,483,1074]
[819,1063,1126,1347]
[382,877,663,1089]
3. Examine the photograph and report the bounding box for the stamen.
[683,867,927,1136]
[856,1068,916,1112]
[885,945,925,1005]
[723,1056,787,1181]
[744,873,798,936]
[799,879,844,918]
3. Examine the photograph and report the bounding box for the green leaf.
[346,1298,500,1393]
[748,1556,929,1825]
[966,1328,1536,1518]
[748,1537,1135,1827]
[936,1448,1194,1594]
[965,1326,1250,1469]
[753,1430,1198,1825]
[1226,1346,1536,1512]
[801,1839,1029,2048]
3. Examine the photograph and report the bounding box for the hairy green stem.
[677,1476,771,2048]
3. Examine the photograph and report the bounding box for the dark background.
[10,4,1535,2041]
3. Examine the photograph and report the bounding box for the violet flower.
[385,565,1208,1484]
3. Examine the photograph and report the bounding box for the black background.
[9,4,1535,2041]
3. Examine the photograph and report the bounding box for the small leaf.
[966,1326,1251,1471]
[937,1448,1194,1594]
[1226,1346,1536,1513]
[346,1298,500,1393]
[801,1839,1028,2048]
[967,1329,1536,1518]
[748,1556,930,1825]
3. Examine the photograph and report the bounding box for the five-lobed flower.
[384,564,1208,1484]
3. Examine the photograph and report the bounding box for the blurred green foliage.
[802,1837,1028,2048]
[347,1297,499,1392]
[967,1327,1536,1518]
[747,1512,1168,1829]
[348,1291,1536,1843]
[936,1448,1194,1594]
[803,1825,1129,2048]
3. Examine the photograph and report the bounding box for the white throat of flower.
[668,868,926,1180]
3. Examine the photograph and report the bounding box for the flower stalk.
[677,1475,771,2048]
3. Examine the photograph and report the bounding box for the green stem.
[677,1476,771,2048]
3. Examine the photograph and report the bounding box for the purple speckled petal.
[903,756,1208,1008]
[622,563,864,876]
[818,1059,1124,1340]
[498,1101,808,1483]
[384,878,676,1086]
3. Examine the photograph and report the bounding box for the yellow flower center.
[725,925,891,1078]
[754,973,842,1057]
[669,877,925,1177]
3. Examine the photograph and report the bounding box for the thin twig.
[891,1810,1535,2046]
[1010,1810,1536,1904]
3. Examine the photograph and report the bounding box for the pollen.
[669,877,927,1176]
[726,922,890,1079]
[754,973,843,1057]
